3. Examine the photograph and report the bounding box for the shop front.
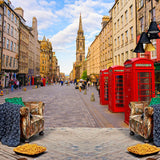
[1,71,17,88]
[17,73,26,86]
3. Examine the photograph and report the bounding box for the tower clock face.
[80,47,82,50]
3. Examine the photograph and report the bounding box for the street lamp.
[133,0,160,53]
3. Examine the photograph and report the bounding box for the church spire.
[78,13,83,33]
[42,35,46,41]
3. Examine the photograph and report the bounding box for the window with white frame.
[114,6,116,15]
[11,13,14,21]
[115,38,117,47]
[118,19,120,29]
[130,26,133,40]
[126,51,128,60]
[7,39,9,49]
[14,29,17,38]
[125,10,128,23]
[2,54,5,66]
[15,16,17,24]
[10,41,13,51]
[121,15,123,26]
[118,36,120,47]
[14,43,16,52]
[115,56,117,65]
[117,2,119,13]
[3,21,6,31]
[3,37,5,48]
[121,33,124,45]
[130,5,133,19]
[139,0,144,9]
[13,58,15,68]
[140,17,144,32]
[150,8,156,21]
[8,9,11,19]
[7,23,10,34]
[9,57,12,67]
[114,22,116,31]
[118,54,120,65]
[11,26,13,36]
[4,6,6,15]
[125,30,128,43]
[6,55,9,67]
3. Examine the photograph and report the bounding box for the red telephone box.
[100,69,109,105]
[31,76,34,85]
[124,58,155,124]
[43,78,46,86]
[108,66,125,112]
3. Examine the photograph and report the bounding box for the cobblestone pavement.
[0,84,159,160]
[0,84,128,128]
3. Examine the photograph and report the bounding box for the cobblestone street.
[0,84,160,160]
[0,84,127,128]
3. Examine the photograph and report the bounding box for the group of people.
[9,79,22,89]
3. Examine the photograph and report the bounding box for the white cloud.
[11,0,114,75]
[39,0,56,6]
[11,0,57,29]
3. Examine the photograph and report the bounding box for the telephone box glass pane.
[138,72,152,101]
[104,77,108,100]
[115,75,124,107]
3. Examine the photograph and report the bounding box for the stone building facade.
[28,17,40,84]
[40,36,52,79]
[110,0,137,66]
[136,0,159,59]
[1,0,20,87]
[52,51,59,82]
[14,7,29,86]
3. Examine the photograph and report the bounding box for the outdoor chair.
[129,101,153,142]
[20,101,44,142]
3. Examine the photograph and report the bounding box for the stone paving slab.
[0,128,160,160]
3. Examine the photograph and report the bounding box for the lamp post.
[133,0,160,54]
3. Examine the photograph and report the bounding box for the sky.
[11,0,114,75]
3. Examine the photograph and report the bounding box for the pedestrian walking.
[14,80,17,89]
[17,80,19,89]
[11,79,14,91]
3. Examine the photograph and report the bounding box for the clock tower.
[75,14,85,79]
[76,13,85,65]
